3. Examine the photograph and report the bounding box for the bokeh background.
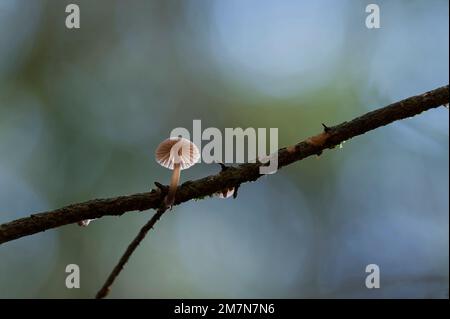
[0,0,448,298]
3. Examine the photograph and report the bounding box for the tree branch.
[0,85,448,245]
[95,205,168,299]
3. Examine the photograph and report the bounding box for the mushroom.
[78,219,93,227]
[155,137,200,207]
[216,187,235,199]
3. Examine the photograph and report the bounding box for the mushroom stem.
[165,163,181,206]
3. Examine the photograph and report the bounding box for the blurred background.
[0,0,448,298]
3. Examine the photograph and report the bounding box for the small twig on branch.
[0,85,448,246]
[95,205,168,299]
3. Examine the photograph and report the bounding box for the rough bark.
[0,85,448,245]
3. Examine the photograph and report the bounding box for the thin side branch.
[0,85,448,245]
[95,205,167,299]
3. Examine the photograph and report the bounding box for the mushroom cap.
[155,137,200,170]
[78,219,93,227]
[217,187,235,199]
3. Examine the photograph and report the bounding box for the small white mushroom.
[155,137,200,207]
[216,187,235,199]
[78,219,93,227]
